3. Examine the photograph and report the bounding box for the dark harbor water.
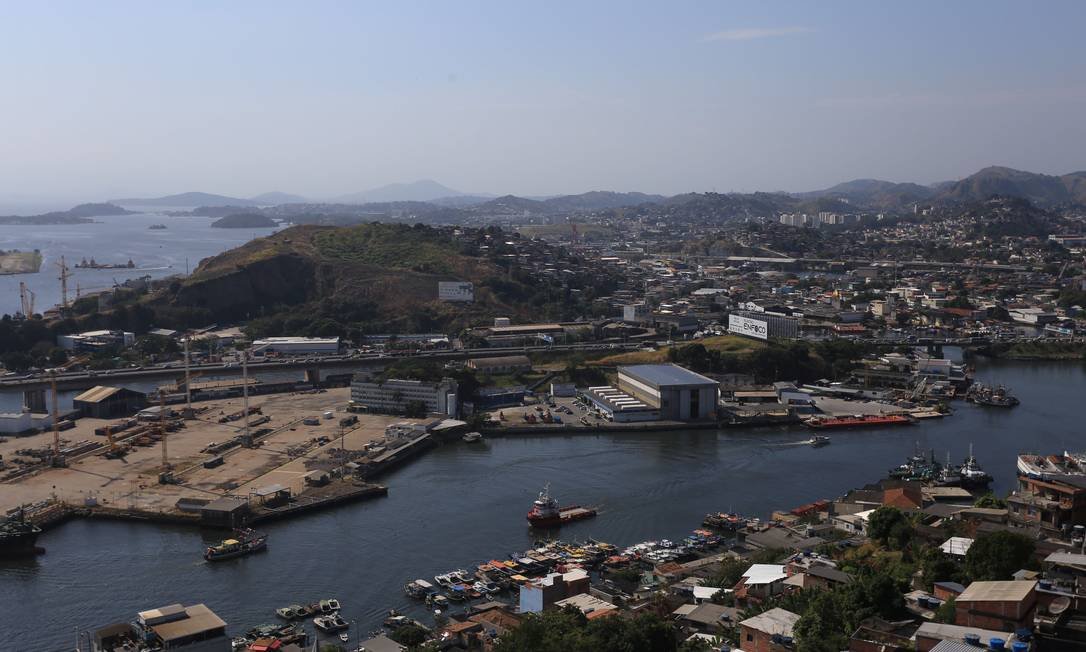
[3,358,1084,649]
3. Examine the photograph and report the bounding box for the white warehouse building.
[349,376,458,416]
[616,364,719,421]
[250,337,340,357]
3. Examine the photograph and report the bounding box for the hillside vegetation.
[150,223,619,337]
[592,335,763,366]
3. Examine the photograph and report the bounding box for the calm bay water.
[0,212,277,316]
[1,358,1084,649]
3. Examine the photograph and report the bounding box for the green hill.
[210,213,278,228]
[153,223,617,336]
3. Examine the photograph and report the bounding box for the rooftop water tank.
[990,638,1006,650]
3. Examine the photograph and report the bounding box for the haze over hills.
[250,191,308,204]
[109,191,261,208]
[335,179,465,204]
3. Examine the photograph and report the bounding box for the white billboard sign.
[729,314,768,340]
[438,281,474,302]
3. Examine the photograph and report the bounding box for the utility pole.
[242,350,251,447]
[183,336,193,417]
[50,373,61,462]
[159,390,169,470]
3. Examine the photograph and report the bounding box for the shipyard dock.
[0,388,425,528]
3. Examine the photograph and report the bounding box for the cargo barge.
[804,414,913,429]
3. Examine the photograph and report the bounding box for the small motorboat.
[276,604,305,620]
[339,633,350,643]
[462,431,483,443]
[810,435,830,447]
[204,528,267,561]
[385,614,410,629]
[404,579,435,599]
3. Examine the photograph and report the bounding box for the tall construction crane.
[56,256,72,308]
[18,282,35,317]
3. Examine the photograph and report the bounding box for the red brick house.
[954,580,1037,631]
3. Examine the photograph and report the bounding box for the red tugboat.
[526,485,596,528]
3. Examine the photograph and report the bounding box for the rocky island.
[210,212,278,228]
[0,202,134,225]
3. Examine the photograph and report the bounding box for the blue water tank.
[990,638,1006,650]
[1011,642,1028,652]
[965,634,982,646]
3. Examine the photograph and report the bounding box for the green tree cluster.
[964,531,1035,581]
[865,506,914,550]
[494,607,679,652]
[666,340,869,384]
[793,572,906,652]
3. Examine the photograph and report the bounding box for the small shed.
[252,483,291,507]
[199,497,249,528]
[304,470,330,487]
[73,386,147,419]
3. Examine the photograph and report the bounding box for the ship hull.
[205,539,267,561]
[0,531,42,558]
[806,416,912,429]
[527,506,596,528]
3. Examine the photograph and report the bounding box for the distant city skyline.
[2,1,1084,203]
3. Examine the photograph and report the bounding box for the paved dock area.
[489,396,597,427]
[0,388,423,515]
[812,396,905,416]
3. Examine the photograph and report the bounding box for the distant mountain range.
[800,166,1086,210]
[111,191,308,208]
[104,165,1086,218]
[110,192,263,208]
[937,166,1086,206]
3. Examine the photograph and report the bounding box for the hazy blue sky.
[2,0,1085,202]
